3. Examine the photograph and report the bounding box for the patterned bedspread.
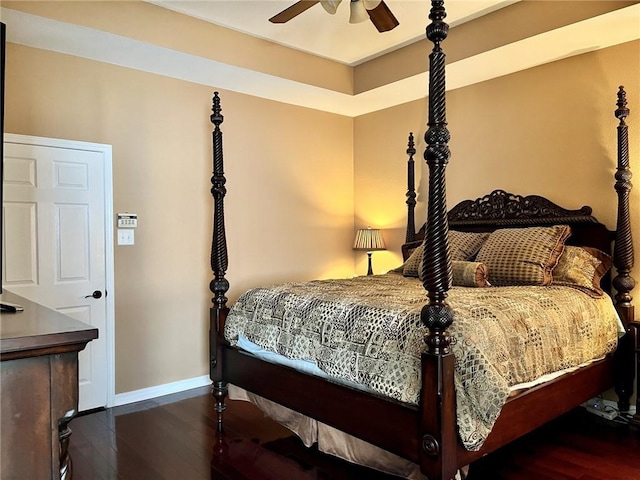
[224,273,622,450]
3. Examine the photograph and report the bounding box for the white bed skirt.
[229,384,470,480]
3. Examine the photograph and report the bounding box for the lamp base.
[367,252,373,276]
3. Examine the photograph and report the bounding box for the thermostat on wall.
[117,213,138,228]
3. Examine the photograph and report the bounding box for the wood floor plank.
[68,386,640,480]
[116,411,208,478]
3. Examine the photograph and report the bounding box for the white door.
[2,135,114,411]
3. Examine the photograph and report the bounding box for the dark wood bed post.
[209,92,230,435]
[610,86,638,422]
[406,132,417,242]
[419,2,457,479]
[613,86,635,325]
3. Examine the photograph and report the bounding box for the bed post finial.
[210,92,229,311]
[612,85,635,321]
[406,132,417,242]
[422,0,453,354]
[426,0,448,52]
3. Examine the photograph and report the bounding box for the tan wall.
[5,43,354,394]
[355,40,640,288]
[354,1,639,93]
[3,0,354,94]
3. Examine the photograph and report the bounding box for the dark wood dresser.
[0,290,98,480]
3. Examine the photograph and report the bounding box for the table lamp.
[353,227,386,275]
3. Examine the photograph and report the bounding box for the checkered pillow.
[402,231,490,277]
[475,225,571,286]
[450,231,490,261]
[402,245,423,277]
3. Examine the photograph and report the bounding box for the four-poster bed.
[207,2,636,478]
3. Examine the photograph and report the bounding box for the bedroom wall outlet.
[117,229,135,246]
[117,213,138,228]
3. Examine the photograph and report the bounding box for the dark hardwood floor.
[69,386,640,479]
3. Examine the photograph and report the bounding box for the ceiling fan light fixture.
[349,0,369,24]
[269,0,398,33]
[321,0,341,15]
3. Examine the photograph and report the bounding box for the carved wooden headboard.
[403,189,612,261]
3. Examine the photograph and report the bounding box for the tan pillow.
[475,225,571,286]
[452,261,491,287]
[552,246,612,297]
[402,231,489,277]
[417,260,490,287]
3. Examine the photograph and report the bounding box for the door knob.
[85,290,102,299]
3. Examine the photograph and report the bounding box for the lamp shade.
[321,0,341,15]
[349,0,369,24]
[353,227,386,251]
[363,0,382,9]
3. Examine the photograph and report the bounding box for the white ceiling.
[149,0,519,65]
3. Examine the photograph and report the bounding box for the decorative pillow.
[552,246,612,297]
[402,245,424,277]
[453,261,491,287]
[417,260,491,287]
[401,240,423,262]
[475,225,571,286]
[449,231,491,262]
[402,231,490,278]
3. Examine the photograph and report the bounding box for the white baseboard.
[113,375,211,407]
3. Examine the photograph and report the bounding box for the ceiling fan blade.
[367,0,399,32]
[269,1,321,24]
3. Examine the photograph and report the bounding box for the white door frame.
[4,133,116,408]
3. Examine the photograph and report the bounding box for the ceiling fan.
[269,0,399,33]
